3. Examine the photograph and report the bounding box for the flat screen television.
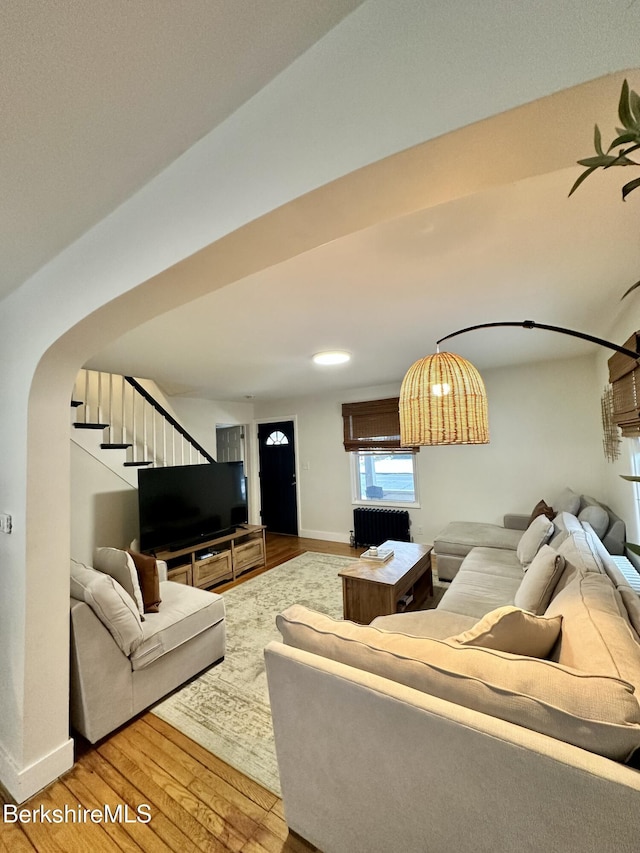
[137,462,248,553]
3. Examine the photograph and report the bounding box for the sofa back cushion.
[94,547,145,617]
[553,487,581,515]
[516,515,554,567]
[276,604,640,761]
[548,511,583,550]
[513,546,565,614]
[71,559,143,656]
[545,573,640,692]
[556,528,604,575]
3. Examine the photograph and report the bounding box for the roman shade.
[342,398,418,451]
[608,331,640,436]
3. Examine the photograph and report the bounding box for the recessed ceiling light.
[312,350,351,366]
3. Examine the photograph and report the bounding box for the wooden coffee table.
[339,540,433,624]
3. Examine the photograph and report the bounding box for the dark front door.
[257,420,298,535]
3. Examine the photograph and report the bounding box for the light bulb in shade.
[312,351,351,366]
[431,383,451,397]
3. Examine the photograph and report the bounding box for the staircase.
[71,369,213,483]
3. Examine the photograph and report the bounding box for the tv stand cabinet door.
[193,551,232,588]
[233,537,266,576]
[167,564,192,585]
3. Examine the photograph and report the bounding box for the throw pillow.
[448,605,562,658]
[528,499,555,525]
[70,559,143,656]
[127,550,162,613]
[514,545,566,614]
[578,505,609,539]
[94,547,145,617]
[516,514,554,568]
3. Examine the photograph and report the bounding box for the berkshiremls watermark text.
[3,803,152,824]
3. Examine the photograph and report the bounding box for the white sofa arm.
[157,559,168,582]
[265,642,640,853]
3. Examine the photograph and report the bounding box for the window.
[342,397,419,506]
[351,450,419,506]
[265,430,289,446]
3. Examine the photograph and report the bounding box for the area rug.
[151,551,446,795]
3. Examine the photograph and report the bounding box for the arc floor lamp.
[399,320,640,447]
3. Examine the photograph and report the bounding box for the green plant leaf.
[621,175,640,200]
[618,79,635,130]
[625,541,640,556]
[577,154,617,167]
[631,89,640,124]
[568,165,598,196]
[621,280,640,300]
[594,124,603,155]
[608,132,640,149]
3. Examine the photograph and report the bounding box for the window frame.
[349,449,420,509]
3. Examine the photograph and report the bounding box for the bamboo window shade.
[341,398,418,452]
[608,331,640,437]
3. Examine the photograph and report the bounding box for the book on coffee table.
[360,547,394,562]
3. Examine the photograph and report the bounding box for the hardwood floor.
[0,535,359,853]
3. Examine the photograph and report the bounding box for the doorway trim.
[250,415,301,534]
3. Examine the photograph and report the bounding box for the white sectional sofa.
[69,549,225,742]
[433,488,626,579]
[265,497,640,853]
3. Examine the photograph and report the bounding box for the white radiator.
[610,555,640,593]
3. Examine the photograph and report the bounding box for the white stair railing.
[72,369,213,468]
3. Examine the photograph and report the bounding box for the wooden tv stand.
[151,524,266,590]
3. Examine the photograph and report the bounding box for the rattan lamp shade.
[399,351,489,445]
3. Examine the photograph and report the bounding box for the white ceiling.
[88,163,640,400]
[5,2,640,402]
[0,0,363,295]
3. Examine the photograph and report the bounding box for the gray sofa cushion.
[434,522,522,558]
[546,572,640,692]
[578,505,609,539]
[513,546,565,615]
[553,487,581,515]
[438,551,522,619]
[70,559,143,656]
[129,581,225,670]
[516,515,554,567]
[372,609,477,638]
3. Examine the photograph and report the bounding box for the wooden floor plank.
[63,760,168,853]
[132,718,268,834]
[144,714,278,812]
[98,738,240,853]
[119,721,260,846]
[83,750,196,853]
[2,535,349,853]
[0,820,38,853]
[60,772,144,853]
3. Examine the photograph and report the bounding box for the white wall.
[254,355,604,544]
[3,0,640,803]
[70,443,138,565]
[169,397,255,459]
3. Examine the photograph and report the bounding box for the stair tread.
[70,400,83,408]
[123,461,153,467]
[73,422,109,430]
[100,443,133,450]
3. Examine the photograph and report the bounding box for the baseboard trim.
[0,736,74,804]
[298,529,351,544]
